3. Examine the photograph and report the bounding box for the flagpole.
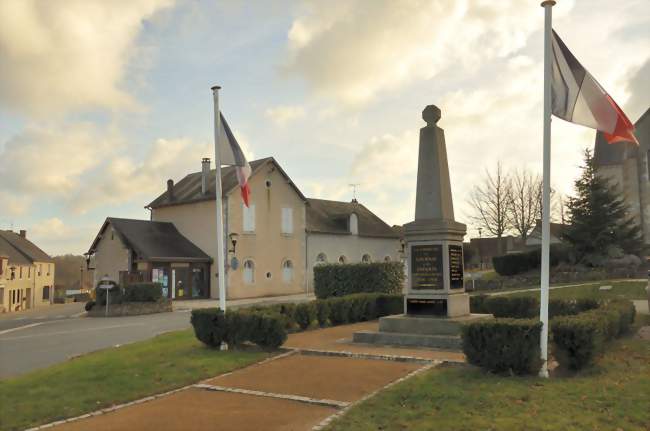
[539,0,555,378]
[212,85,227,314]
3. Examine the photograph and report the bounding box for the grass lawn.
[326,316,650,431]
[0,329,270,431]
[505,280,648,301]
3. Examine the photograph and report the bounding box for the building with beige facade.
[0,230,55,313]
[88,157,401,300]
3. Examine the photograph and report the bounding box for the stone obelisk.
[403,105,469,317]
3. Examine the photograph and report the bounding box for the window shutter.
[281,208,293,234]
[243,204,256,232]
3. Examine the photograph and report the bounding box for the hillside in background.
[52,255,89,290]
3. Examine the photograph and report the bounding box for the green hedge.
[190,308,287,350]
[314,262,405,299]
[492,244,571,276]
[191,293,404,350]
[469,295,599,319]
[123,282,163,302]
[462,318,543,375]
[551,299,636,370]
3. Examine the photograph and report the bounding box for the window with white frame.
[282,260,293,283]
[281,207,293,234]
[243,204,256,233]
[243,260,255,284]
[362,254,372,263]
[316,253,327,265]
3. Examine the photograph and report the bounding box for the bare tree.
[469,162,512,240]
[507,169,542,241]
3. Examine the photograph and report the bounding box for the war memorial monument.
[354,105,491,349]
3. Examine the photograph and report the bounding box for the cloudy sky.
[1,0,648,256]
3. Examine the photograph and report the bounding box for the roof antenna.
[349,183,360,203]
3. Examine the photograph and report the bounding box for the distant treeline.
[52,254,88,290]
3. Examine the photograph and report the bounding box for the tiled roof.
[147,157,306,209]
[306,199,399,239]
[0,230,53,264]
[89,218,211,263]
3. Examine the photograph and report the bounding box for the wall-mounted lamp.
[399,239,406,255]
[229,232,239,254]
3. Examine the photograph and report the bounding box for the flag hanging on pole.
[218,112,252,206]
[550,30,639,145]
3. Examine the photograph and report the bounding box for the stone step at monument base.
[378,313,492,336]
[353,330,462,351]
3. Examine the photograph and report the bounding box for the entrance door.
[174,268,189,299]
[25,288,32,309]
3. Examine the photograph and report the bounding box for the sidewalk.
[173,292,315,311]
[43,321,460,431]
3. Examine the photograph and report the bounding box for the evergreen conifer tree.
[564,149,644,262]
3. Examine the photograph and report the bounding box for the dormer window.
[349,213,359,235]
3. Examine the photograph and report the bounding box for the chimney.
[19,229,26,238]
[201,158,211,195]
[167,179,174,201]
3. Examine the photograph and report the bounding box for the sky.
[0,0,648,256]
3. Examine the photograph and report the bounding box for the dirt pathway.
[44,322,462,431]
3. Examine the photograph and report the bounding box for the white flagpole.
[539,0,555,378]
[211,85,227,313]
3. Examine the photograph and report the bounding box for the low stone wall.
[87,299,172,317]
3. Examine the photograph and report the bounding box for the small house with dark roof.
[88,218,212,299]
[306,198,401,291]
[0,230,55,313]
[594,107,650,245]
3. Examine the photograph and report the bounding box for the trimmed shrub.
[492,244,572,276]
[191,308,227,347]
[190,308,287,350]
[123,282,163,302]
[314,262,405,299]
[483,296,539,318]
[294,302,316,330]
[551,299,636,370]
[327,297,352,325]
[314,300,330,327]
[462,318,542,375]
[469,294,489,314]
[84,300,95,311]
[375,294,404,317]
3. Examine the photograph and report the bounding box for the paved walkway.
[41,322,460,431]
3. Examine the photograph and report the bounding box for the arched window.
[384,256,391,262]
[338,255,347,264]
[243,260,255,284]
[316,253,327,265]
[362,254,372,263]
[282,260,293,283]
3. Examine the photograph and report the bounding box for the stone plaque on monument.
[410,244,443,290]
[448,244,464,289]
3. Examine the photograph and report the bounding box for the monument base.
[353,313,492,351]
[406,293,470,318]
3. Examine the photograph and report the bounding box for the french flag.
[551,30,638,145]
[218,113,252,206]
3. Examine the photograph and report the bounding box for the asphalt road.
[0,309,192,379]
[0,302,86,331]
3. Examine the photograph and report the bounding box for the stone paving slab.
[52,388,336,431]
[285,321,466,362]
[205,353,421,402]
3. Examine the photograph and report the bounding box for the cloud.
[0,0,174,116]
[265,105,306,127]
[0,123,121,194]
[624,58,650,121]
[284,0,571,106]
